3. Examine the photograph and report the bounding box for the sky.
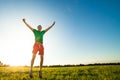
[0,0,120,66]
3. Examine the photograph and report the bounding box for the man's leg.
[40,55,44,70]
[30,53,36,78]
[39,55,43,78]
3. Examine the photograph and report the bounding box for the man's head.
[37,25,42,31]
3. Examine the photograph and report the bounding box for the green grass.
[0,65,120,80]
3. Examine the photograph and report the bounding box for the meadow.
[0,65,120,80]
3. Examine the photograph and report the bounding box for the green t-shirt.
[33,29,45,43]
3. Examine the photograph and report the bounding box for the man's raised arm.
[44,21,55,32]
[22,18,34,31]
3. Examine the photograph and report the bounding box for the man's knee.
[32,54,36,59]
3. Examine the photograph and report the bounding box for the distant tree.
[0,61,10,67]
[0,61,3,67]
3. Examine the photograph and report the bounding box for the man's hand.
[52,21,55,27]
[23,18,26,22]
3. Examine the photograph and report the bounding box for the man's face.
[37,25,42,31]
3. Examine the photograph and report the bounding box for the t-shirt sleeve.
[42,30,46,34]
[33,29,36,33]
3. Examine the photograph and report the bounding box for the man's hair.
[37,25,42,28]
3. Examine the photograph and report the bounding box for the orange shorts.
[32,42,44,55]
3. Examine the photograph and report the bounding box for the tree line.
[0,61,10,67]
[35,63,120,67]
[0,61,120,67]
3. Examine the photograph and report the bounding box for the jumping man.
[22,19,55,78]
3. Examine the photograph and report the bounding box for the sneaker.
[29,71,33,78]
[39,70,42,78]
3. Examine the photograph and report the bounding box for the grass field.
[0,65,120,80]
